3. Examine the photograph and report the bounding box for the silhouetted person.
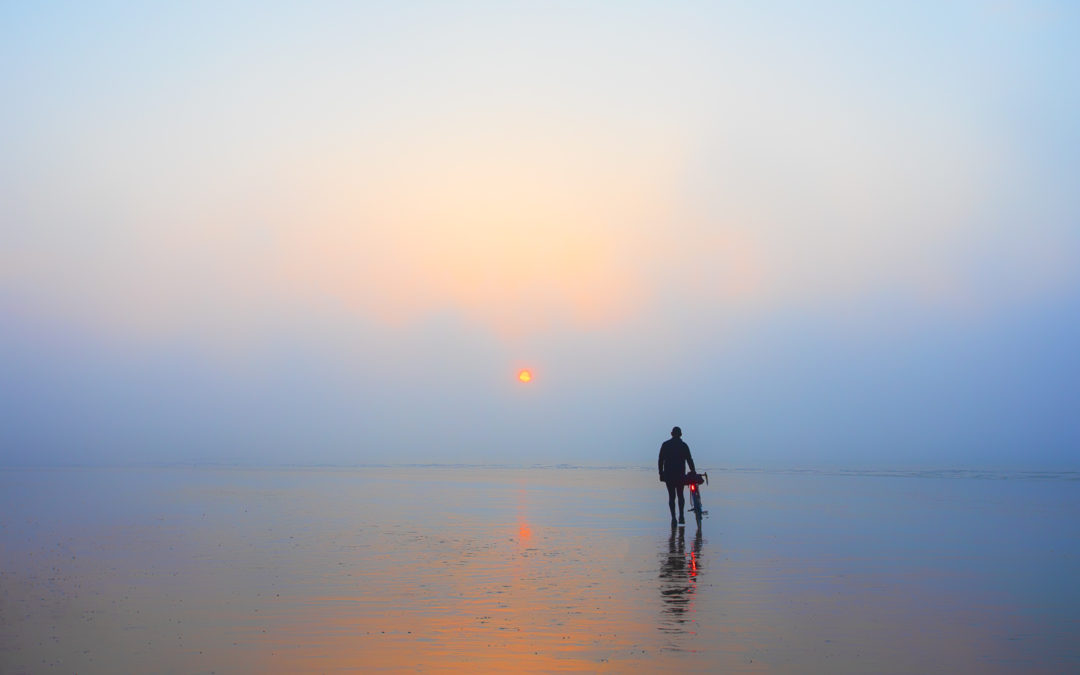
[658,426,696,525]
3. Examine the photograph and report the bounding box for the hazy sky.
[2,2,1078,468]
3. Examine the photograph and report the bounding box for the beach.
[1,466,1077,673]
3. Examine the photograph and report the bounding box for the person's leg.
[665,482,678,524]
[676,484,686,523]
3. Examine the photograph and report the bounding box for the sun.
[517,369,533,383]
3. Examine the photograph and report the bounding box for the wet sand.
[1,466,1077,673]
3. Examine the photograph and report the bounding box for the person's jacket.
[658,438,696,483]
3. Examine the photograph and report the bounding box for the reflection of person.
[658,526,703,633]
[659,526,690,620]
[658,426,696,526]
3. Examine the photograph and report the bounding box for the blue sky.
[2,2,1078,467]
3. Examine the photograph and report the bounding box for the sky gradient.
[2,2,1078,467]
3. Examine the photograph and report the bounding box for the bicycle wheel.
[693,491,703,525]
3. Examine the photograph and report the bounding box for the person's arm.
[685,444,696,474]
[658,446,665,481]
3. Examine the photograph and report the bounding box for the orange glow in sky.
[517,369,532,383]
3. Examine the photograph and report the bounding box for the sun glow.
[517,369,533,383]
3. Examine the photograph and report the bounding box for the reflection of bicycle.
[684,472,708,526]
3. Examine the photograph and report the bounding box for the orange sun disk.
[517,369,532,383]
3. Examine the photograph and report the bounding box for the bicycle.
[685,471,709,526]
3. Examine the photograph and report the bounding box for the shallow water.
[1,466,1077,673]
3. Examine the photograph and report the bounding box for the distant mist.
[3,289,1078,470]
